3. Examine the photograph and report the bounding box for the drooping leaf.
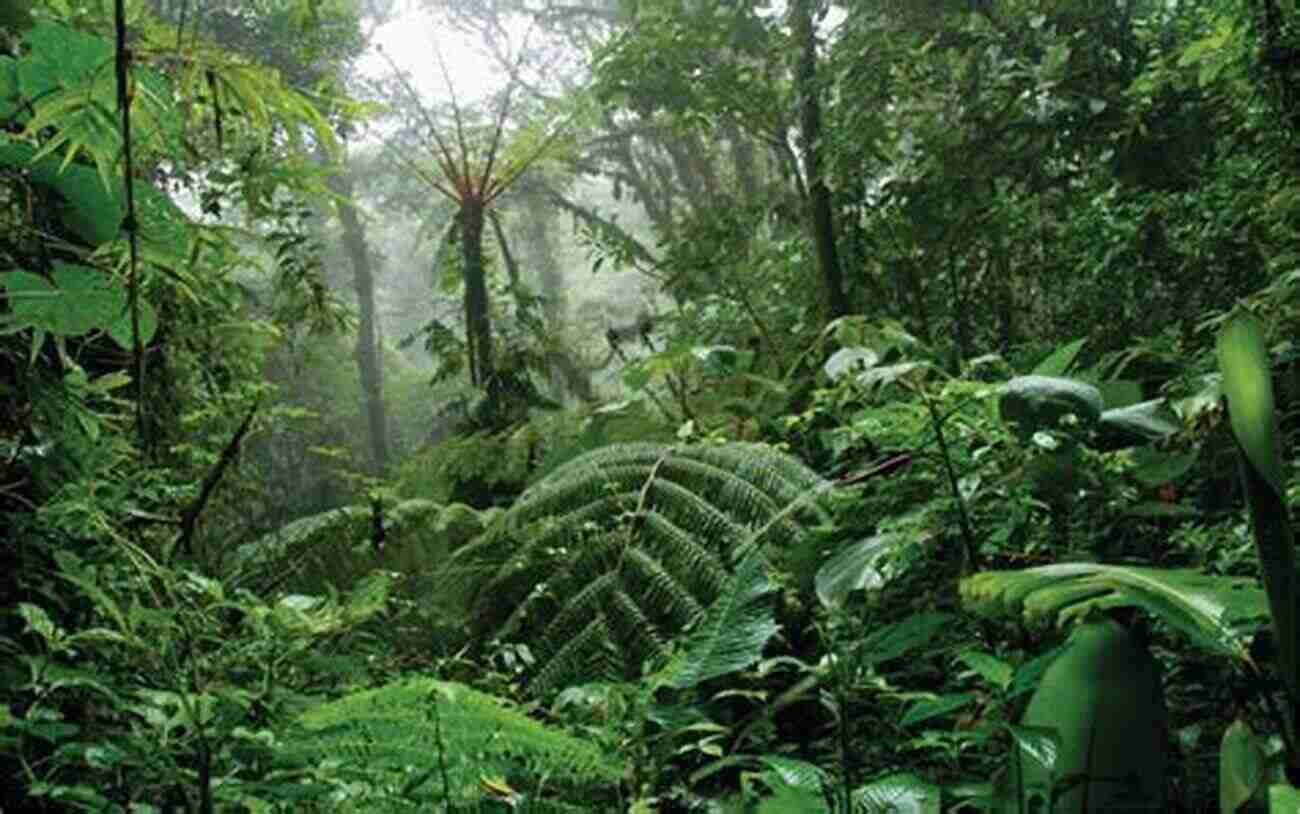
[957,650,1014,690]
[1217,311,1299,701]
[999,375,1103,438]
[1096,399,1182,449]
[961,563,1267,659]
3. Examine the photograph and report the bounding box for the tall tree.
[385,50,572,424]
[791,0,846,320]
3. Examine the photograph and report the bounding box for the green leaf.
[851,772,941,813]
[17,602,58,641]
[815,532,908,609]
[105,299,158,350]
[1032,337,1086,376]
[957,650,1013,690]
[664,552,779,689]
[1000,376,1103,438]
[1,263,126,337]
[1217,312,1283,491]
[824,346,879,381]
[1270,784,1300,811]
[901,691,977,728]
[1220,718,1265,813]
[961,564,1266,659]
[1097,399,1182,449]
[1131,447,1199,487]
[854,612,954,667]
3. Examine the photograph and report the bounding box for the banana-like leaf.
[961,564,1268,660]
[662,552,780,689]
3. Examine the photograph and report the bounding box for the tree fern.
[444,441,831,696]
[274,677,622,811]
[227,500,488,597]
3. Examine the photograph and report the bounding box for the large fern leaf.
[444,442,831,696]
[276,677,622,810]
[961,563,1270,659]
[227,500,487,597]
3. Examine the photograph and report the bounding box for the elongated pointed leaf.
[1218,314,1284,490]
[1218,312,1298,698]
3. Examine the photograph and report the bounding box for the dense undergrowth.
[3,0,1300,812]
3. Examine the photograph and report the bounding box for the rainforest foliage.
[2,0,1300,811]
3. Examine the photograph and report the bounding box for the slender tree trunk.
[331,166,389,475]
[460,199,495,411]
[792,0,848,321]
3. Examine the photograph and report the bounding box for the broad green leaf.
[1006,723,1059,771]
[17,602,57,641]
[961,564,1266,659]
[1217,313,1282,490]
[815,532,908,609]
[957,650,1013,690]
[0,56,18,119]
[1032,337,1086,376]
[1,263,124,337]
[759,755,827,793]
[1218,312,1298,699]
[1221,718,1265,813]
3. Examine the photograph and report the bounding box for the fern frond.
[280,678,622,808]
[443,441,829,697]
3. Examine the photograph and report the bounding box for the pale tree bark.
[331,164,390,475]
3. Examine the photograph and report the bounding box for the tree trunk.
[332,167,389,476]
[792,0,848,321]
[460,198,496,412]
